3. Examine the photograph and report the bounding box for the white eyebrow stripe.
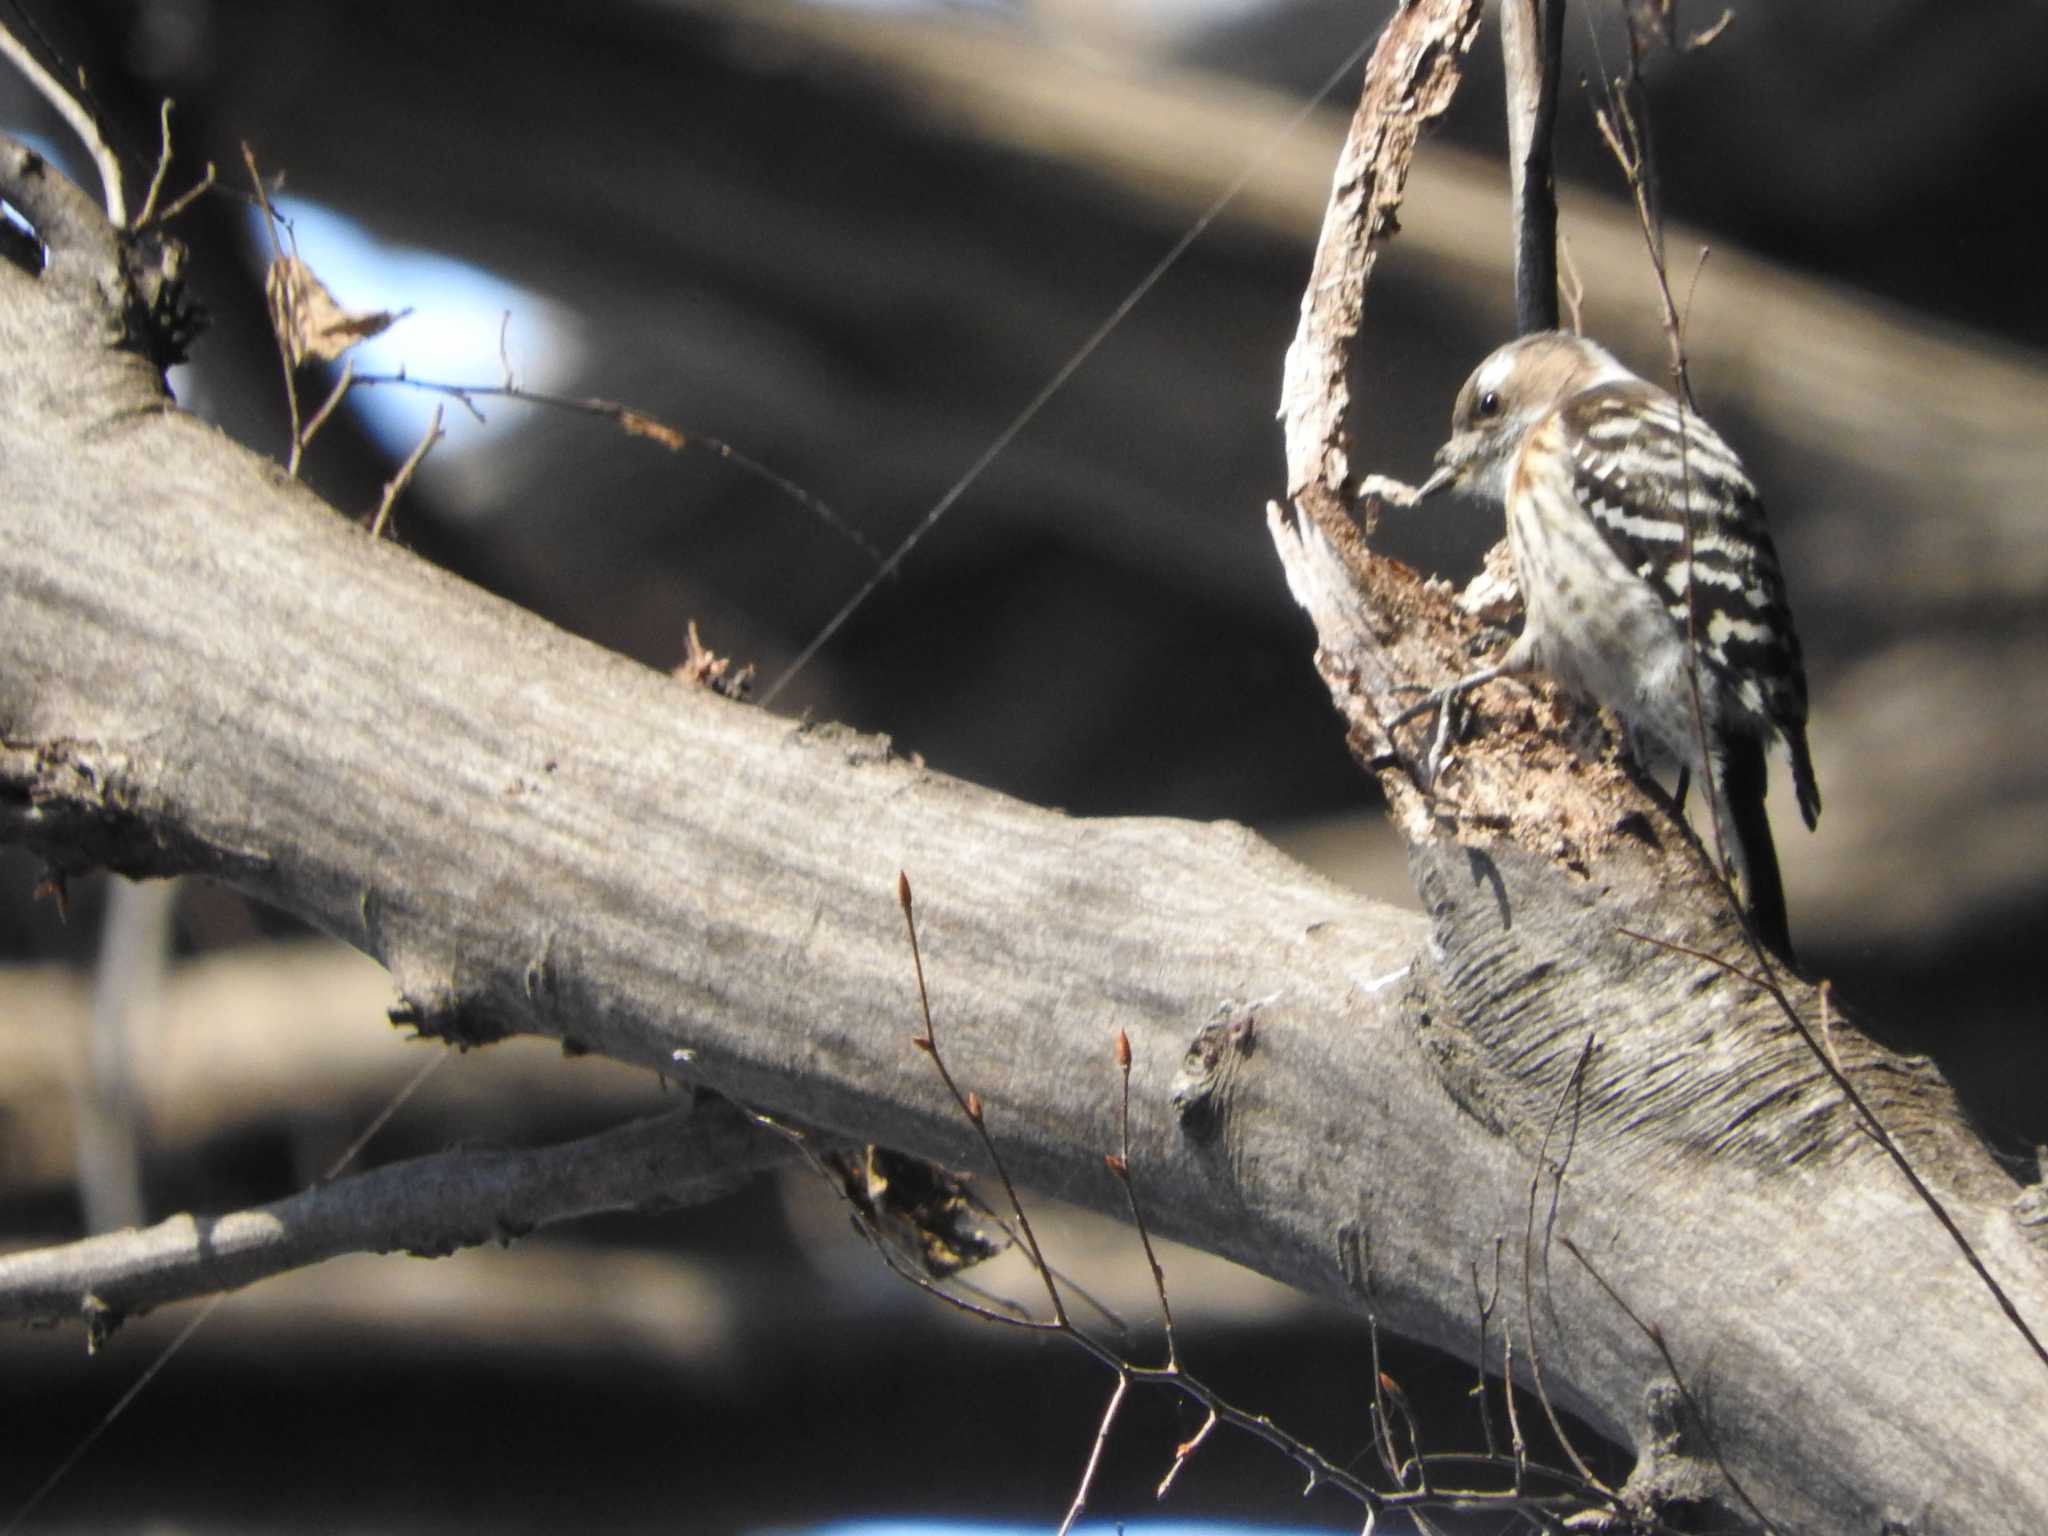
[1475,349,1520,397]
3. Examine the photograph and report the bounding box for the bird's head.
[1419,331,1636,502]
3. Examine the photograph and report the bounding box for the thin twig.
[1501,1328,1527,1484]
[1688,9,1735,50]
[1368,1317,1402,1482]
[300,356,357,449]
[899,871,1067,1327]
[1560,1236,1780,1535]
[1155,1408,1217,1498]
[1589,91,1688,397]
[242,143,304,474]
[1520,1035,1606,1491]
[1537,1038,1588,1356]
[1108,1027,1178,1365]
[1057,1372,1130,1536]
[1680,243,1712,353]
[497,309,515,388]
[346,370,882,569]
[133,99,174,228]
[144,161,215,228]
[1469,1241,1505,1460]
[369,403,443,540]
[1376,1358,1428,1492]
[1585,13,1782,975]
[1557,233,1585,335]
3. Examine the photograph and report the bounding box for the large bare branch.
[1,55,2045,1532]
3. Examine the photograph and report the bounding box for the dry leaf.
[265,254,409,366]
[827,1146,1008,1280]
[619,408,686,450]
[673,620,755,700]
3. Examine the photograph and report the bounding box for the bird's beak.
[1416,460,1458,500]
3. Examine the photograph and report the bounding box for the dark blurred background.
[2,1,2044,1529]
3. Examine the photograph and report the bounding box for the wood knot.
[1171,1007,1258,1143]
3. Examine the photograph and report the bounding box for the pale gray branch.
[0,1102,786,1335]
[0,20,126,226]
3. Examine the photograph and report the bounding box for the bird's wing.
[1555,382,1812,763]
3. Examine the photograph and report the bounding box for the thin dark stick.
[1560,1236,1780,1535]
[369,403,443,540]
[299,357,357,448]
[1519,1034,1606,1491]
[1109,1028,1178,1365]
[135,100,175,229]
[1501,0,1565,334]
[1371,1325,1428,1492]
[345,371,882,569]
[898,871,1068,1327]
[241,144,303,475]
[1584,18,1764,960]
[1469,1243,1504,1460]
[144,162,215,228]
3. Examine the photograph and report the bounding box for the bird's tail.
[1713,733,1794,962]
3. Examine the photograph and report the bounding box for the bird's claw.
[1390,663,1514,788]
[1388,681,1470,788]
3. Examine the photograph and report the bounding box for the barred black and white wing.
[1554,382,1821,832]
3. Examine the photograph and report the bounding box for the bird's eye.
[1476,390,1502,419]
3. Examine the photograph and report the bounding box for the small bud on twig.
[896,869,912,913]
[1115,1028,1131,1069]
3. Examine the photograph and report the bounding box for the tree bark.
[1,32,2044,1533]
[1273,4,2048,1531]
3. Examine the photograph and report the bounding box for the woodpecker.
[1416,331,1820,960]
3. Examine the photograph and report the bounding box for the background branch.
[0,1101,787,1333]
